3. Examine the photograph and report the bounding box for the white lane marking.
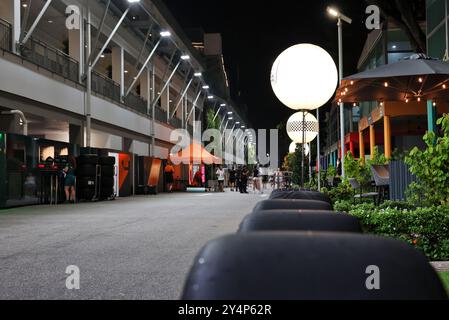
[196,193,213,197]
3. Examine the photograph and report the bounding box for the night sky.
[164,0,368,130]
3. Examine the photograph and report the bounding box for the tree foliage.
[406,115,449,205]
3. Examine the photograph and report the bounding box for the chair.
[238,210,362,233]
[348,178,379,204]
[181,233,448,300]
[253,199,333,212]
[269,190,332,204]
[371,165,390,203]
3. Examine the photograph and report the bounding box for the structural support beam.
[134,23,154,70]
[359,130,365,161]
[427,100,437,134]
[212,106,222,123]
[219,114,227,131]
[227,124,237,144]
[20,0,52,46]
[88,0,111,65]
[125,38,162,97]
[369,124,376,157]
[151,60,182,111]
[171,77,194,119]
[90,7,130,71]
[186,90,202,122]
[383,115,391,159]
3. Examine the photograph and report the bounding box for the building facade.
[0,0,248,206]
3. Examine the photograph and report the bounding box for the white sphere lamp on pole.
[271,43,338,111]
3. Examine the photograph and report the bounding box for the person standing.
[228,167,236,191]
[236,165,242,193]
[164,162,175,193]
[216,166,225,192]
[63,155,77,203]
[240,166,249,194]
[253,165,262,194]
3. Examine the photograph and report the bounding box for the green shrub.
[348,203,449,261]
[322,180,353,203]
[406,114,449,206]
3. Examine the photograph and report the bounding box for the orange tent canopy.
[171,141,222,165]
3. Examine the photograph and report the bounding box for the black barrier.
[182,232,447,300]
[253,199,333,212]
[238,210,362,233]
[269,190,332,204]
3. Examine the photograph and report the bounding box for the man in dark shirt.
[240,166,249,194]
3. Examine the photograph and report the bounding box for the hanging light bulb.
[417,97,421,102]
[384,82,389,87]
[443,84,447,89]
[418,77,423,83]
[405,98,409,103]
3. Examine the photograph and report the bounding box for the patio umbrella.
[335,54,449,104]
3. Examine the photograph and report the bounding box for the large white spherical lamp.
[289,142,297,154]
[271,43,338,110]
[289,141,310,156]
[287,112,319,144]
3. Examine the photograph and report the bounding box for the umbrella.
[335,54,449,104]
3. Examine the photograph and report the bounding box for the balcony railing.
[0,23,187,129]
[0,19,11,52]
[21,37,79,83]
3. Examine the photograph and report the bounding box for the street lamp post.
[327,7,352,178]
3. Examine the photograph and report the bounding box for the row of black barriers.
[180,189,448,300]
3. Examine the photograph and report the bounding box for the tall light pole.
[327,6,352,178]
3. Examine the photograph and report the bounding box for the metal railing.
[169,117,182,129]
[123,92,147,115]
[91,71,121,102]
[155,105,167,123]
[20,37,79,83]
[0,19,11,52]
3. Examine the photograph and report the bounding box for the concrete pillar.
[69,124,84,146]
[359,130,365,160]
[0,0,20,53]
[112,46,124,97]
[427,100,437,134]
[383,115,392,159]
[68,23,83,81]
[369,125,376,157]
[140,67,149,101]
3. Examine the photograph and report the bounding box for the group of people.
[217,165,264,194]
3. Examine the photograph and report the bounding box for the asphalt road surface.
[0,190,266,299]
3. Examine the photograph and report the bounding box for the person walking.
[63,155,77,203]
[216,166,225,192]
[164,162,175,193]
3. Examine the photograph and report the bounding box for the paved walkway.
[0,190,266,300]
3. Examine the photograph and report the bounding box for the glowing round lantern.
[271,43,338,110]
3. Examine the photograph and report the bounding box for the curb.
[431,262,449,272]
